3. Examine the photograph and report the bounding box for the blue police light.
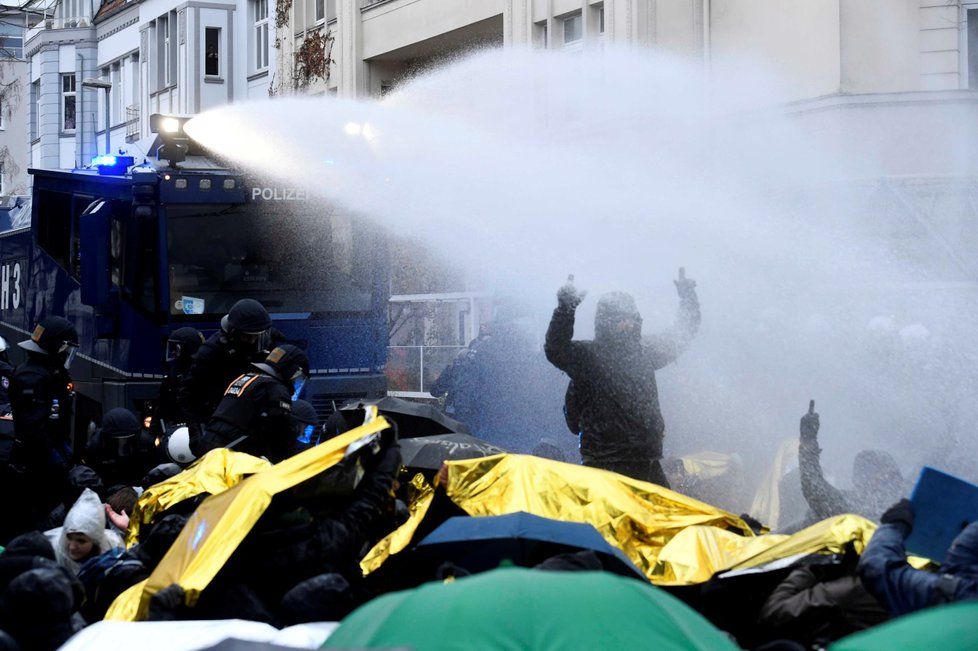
[92,154,135,175]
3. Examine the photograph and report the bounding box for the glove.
[799,411,820,442]
[148,583,186,620]
[557,283,586,310]
[880,498,914,533]
[674,267,697,300]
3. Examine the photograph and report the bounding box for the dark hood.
[594,292,642,345]
[64,465,105,504]
[2,532,54,560]
[281,573,353,625]
[135,514,188,568]
[851,450,903,495]
[943,521,978,576]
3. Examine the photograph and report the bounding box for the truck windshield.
[166,202,374,317]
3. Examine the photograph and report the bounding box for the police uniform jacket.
[9,354,73,470]
[196,370,295,462]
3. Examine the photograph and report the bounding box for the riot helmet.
[253,344,310,396]
[221,299,272,354]
[165,426,196,465]
[165,327,205,363]
[98,408,142,459]
[18,317,80,368]
[291,399,319,445]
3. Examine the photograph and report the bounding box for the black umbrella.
[400,434,506,471]
[338,396,470,438]
[409,512,647,581]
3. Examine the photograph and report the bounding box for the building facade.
[24,0,277,170]
[0,5,35,196]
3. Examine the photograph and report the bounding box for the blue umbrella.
[414,512,647,580]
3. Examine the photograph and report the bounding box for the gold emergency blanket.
[363,453,754,582]
[126,449,272,546]
[729,514,877,571]
[105,417,391,621]
[360,472,435,575]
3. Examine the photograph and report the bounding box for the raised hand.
[800,399,820,442]
[674,267,697,299]
[557,275,587,309]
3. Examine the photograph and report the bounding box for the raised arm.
[544,281,588,377]
[798,403,850,519]
[858,500,943,616]
[643,267,701,369]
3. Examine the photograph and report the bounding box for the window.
[969,9,978,90]
[534,20,547,49]
[31,80,38,139]
[254,0,269,70]
[591,2,605,34]
[112,63,123,124]
[315,0,324,22]
[0,95,5,130]
[162,16,171,85]
[61,74,76,132]
[35,190,72,270]
[205,27,220,76]
[0,163,5,196]
[563,13,582,45]
[0,19,23,59]
[156,15,175,88]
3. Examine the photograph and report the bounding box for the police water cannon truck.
[3,113,389,448]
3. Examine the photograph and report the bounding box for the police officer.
[8,316,79,525]
[292,399,321,450]
[193,344,309,463]
[154,327,204,431]
[178,299,273,425]
[85,407,155,487]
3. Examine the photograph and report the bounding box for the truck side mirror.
[80,199,112,307]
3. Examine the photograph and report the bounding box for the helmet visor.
[62,345,79,370]
[291,369,310,400]
[165,340,183,363]
[296,423,317,445]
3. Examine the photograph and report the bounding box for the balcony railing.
[26,16,91,41]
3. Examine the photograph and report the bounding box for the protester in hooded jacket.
[798,405,904,522]
[77,513,187,622]
[544,270,700,486]
[758,560,887,646]
[155,327,205,431]
[50,488,122,575]
[858,499,978,616]
[178,299,273,425]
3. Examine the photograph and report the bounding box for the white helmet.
[0,336,8,353]
[166,426,196,465]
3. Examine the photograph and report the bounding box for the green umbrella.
[324,567,739,651]
[831,601,978,651]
